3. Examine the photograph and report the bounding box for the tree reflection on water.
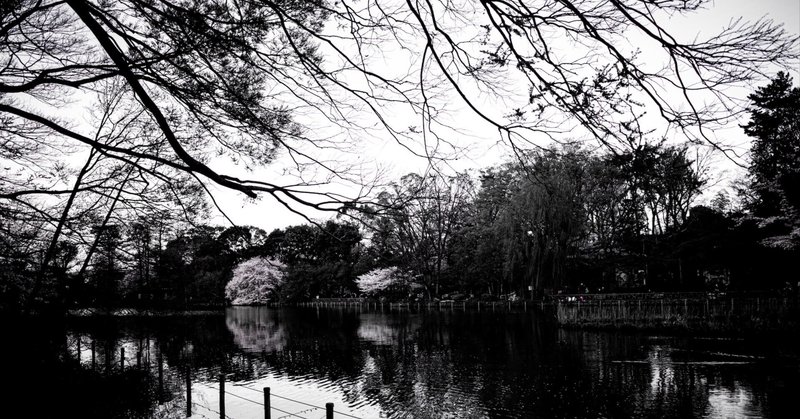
[5,308,797,418]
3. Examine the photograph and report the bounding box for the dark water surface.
[5,307,799,418]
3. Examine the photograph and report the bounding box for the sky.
[206,0,800,233]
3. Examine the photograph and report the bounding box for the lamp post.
[527,230,535,300]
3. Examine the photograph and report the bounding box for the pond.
[5,306,798,418]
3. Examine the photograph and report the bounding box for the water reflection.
[226,307,287,353]
[4,309,798,418]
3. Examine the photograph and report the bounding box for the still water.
[5,307,799,418]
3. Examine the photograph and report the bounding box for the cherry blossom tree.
[225,257,285,305]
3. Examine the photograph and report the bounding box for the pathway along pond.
[5,306,799,418]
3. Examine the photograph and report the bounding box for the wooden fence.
[555,296,797,331]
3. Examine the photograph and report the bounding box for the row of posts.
[83,340,152,372]
[187,373,336,419]
[80,339,338,418]
[310,300,540,311]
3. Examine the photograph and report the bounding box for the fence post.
[186,366,192,417]
[326,402,334,419]
[219,374,225,419]
[158,348,164,402]
[264,387,271,419]
[105,343,111,373]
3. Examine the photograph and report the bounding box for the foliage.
[368,173,474,297]
[274,221,363,301]
[744,72,800,218]
[225,257,285,305]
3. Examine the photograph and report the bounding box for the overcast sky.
[206,0,800,233]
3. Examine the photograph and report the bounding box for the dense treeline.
[1,74,798,311]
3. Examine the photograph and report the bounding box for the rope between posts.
[192,402,234,419]
[275,406,320,419]
[204,383,307,419]
[206,383,264,406]
[269,406,307,419]
[235,384,363,419]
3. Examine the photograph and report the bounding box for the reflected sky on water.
[5,307,798,418]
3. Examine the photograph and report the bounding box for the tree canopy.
[743,72,800,217]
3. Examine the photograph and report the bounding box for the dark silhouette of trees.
[366,172,474,297]
[743,72,800,218]
[277,221,362,301]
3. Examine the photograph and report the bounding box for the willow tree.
[497,148,589,294]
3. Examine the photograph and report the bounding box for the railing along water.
[188,373,361,419]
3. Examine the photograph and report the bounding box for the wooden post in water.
[120,347,125,370]
[264,387,271,419]
[91,340,96,370]
[186,366,192,417]
[219,374,225,419]
[326,402,334,419]
[158,348,164,402]
[105,343,111,373]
